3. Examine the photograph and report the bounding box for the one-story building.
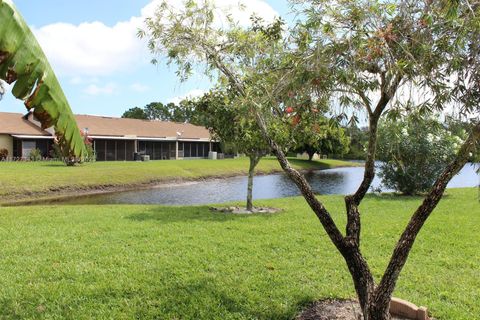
[0,112,220,161]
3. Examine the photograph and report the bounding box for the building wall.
[0,134,13,158]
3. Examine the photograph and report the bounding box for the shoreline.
[0,167,336,206]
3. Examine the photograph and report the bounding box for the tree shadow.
[132,277,314,320]
[0,275,314,319]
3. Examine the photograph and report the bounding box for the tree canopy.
[140,1,480,318]
[122,100,206,125]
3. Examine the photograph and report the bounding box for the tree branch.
[355,88,373,116]
[251,103,349,250]
[345,72,402,244]
[374,121,480,307]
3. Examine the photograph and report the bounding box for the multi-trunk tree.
[140,0,480,319]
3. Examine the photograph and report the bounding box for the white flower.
[401,128,408,136]
[427,133,434,143]
[454,136,463,144]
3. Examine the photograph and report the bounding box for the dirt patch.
[296,299,412,320]
[210,206,283,214]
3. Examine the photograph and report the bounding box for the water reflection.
[38,163,478,206]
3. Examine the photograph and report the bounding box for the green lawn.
[0,188,478,319]
[0,157,356,201]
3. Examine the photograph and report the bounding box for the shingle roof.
[75,114,211,140]
[0,112,212,140]
[0,112,51,136]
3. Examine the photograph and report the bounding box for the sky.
[1,0,292,117]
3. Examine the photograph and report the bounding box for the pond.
[39,163,479,206]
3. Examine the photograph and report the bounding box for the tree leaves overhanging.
[0,0,86,158]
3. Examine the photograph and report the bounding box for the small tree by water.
[195,90,270,212]
[377,114,463,195]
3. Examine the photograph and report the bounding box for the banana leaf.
[0,0,86,158]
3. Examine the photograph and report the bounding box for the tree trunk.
[308,151,315,161]
[363,302,391,320]
[246,154,260,211]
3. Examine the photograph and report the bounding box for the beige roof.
[0,112,51,136]
[0,112,212,140]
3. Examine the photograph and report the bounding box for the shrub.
[28,148,43,161]
[0,148,8,160]
[377,114,462,195]
[84,143,96,162]
[49,143,63,160]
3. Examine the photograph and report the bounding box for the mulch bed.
[209,206,282,214]
[296,299,411,320]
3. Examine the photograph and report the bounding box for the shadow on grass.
[126,205,279,224]
[0,275,314,320]
[130,277,313,320]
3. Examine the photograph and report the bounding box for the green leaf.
[0,0,86,158]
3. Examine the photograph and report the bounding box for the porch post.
[175,140,179,160]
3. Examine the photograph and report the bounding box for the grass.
[0,157,357,201]
[0,188,478,319]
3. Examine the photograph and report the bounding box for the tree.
[122,101,206,125]
[140,1,480,319]
[195,89,270,211]
[122,107,148,120]
[446,116,480,162]
[377,113,462,195]
[344,125,369,160]
[293,120,350,160]
[0,0,86,159]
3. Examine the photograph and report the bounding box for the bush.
[0,148,8,160]
[84,143,96,162]
[28,148,43,161]
[377,114,462,195]
[49,144,63,160]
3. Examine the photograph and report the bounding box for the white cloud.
[130,83,150,93]
[84,83,117,96]
[31,0,278,78]
[33,19,144,77]
[168,89,206,104]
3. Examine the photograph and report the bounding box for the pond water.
[40,163,479,206]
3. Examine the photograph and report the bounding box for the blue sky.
[2,0,292,117]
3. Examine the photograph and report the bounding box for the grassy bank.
[0,157,357,202]
[0,188,478,319]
